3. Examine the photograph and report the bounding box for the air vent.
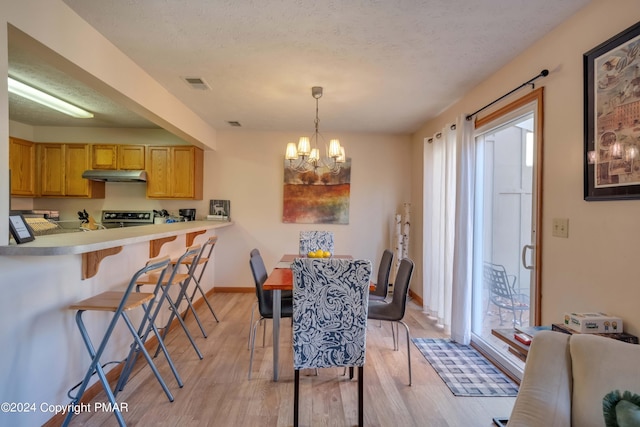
[227,121,242,127]
[182,76,211,90]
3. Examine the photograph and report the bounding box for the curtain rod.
[465,69,549,121]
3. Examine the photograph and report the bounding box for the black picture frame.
[9,213,35,244]
[584,21,640,200]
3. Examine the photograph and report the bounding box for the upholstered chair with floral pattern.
[298,230,335,256]
[291,258,371,427]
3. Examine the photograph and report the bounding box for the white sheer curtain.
[450,116,475,344]
[423,122,456,332]
[423,115,474,343]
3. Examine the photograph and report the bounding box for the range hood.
[82,170,147,182]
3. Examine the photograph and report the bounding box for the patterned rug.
[412,338,519,397]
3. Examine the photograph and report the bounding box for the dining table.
[263,254,367,381]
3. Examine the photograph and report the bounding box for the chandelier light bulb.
[286,142,299,160]
[328,139,341,158]
[297,137,311,156]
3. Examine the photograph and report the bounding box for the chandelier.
[285,86,346,174]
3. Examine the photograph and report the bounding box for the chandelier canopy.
[285,86,345,174]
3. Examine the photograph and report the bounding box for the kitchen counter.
[0,220,233,256]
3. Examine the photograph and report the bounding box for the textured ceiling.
[9,0,591,134]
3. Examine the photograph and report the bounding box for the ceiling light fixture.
[285,86,345,174]
[7,77,94,119]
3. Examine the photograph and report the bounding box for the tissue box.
[563,312,623,334]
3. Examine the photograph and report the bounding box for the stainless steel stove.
[101,210,154,228]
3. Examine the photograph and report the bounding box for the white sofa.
[508,330,640,427]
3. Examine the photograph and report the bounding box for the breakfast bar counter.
[0,220,233,256]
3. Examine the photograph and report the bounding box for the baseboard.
[212,286,254,293]
[408,289,423,306]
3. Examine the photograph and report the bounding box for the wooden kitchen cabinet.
[146,145,203,199]
[39,143,105,198]
[91,145,118,169]
[118,145,145,170]
[9,137,36,196]
[39,143,65,196]
[91,144,145,170]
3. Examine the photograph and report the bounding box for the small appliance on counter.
[179,208,196,221]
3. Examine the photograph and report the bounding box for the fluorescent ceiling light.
[7,77,94,119]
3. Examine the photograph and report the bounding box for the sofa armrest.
[508,331,572,427]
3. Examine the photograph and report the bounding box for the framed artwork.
[9,213,35,244]
[209,199,230,220]
[283,159,351,224]
[584,21,640,200]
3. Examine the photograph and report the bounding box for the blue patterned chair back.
[291,258,371,370]
[299,231,335,255]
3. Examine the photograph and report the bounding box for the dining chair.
[370,249,394,301]
[63,256,178,427]
[291,258,372,427]
[248,249,294,379]
[367,257,414,386]
[299,230,334,256]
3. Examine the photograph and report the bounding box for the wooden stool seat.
[136,273,190,286]
[70,291,154,312]
[171,255,208,266]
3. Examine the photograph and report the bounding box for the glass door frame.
[470,88,544,380]
[474,87,544,326]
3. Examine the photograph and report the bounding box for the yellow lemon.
[323,251,332,258]
[315,249,324,258]
[307,251,316,258]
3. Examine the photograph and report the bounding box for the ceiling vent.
[182,76,211,90]
[227,121,242,127]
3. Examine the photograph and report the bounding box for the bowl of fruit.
[307,249,332,258]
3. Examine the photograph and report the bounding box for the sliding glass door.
[470,90,543,379]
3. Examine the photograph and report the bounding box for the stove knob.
[138,213,144,218]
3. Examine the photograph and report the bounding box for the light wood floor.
[65,292,515,426]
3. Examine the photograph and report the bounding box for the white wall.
[412,0,640,336]
[210,130,412,288]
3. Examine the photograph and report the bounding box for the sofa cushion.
[508,331,572,427]
[571,334,640,427]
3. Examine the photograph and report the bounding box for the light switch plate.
[552,218,569,238]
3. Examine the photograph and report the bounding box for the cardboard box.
[563,312,623,334]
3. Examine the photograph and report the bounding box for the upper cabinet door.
[9,137,36,196]
[39,143,66,197]
[91,145,118,170]
[119,145,146,170]
[65,144,92,197]
[146,146,171,198]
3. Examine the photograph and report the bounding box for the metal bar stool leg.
[158,283,204,359]
[62,310,127,427]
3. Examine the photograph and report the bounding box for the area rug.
[412,338,519,397]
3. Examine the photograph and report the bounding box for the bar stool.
[135,245,204,360]
[170,236,220,338]
[63,256,178,427]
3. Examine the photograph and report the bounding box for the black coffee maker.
[179,208,196,221]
